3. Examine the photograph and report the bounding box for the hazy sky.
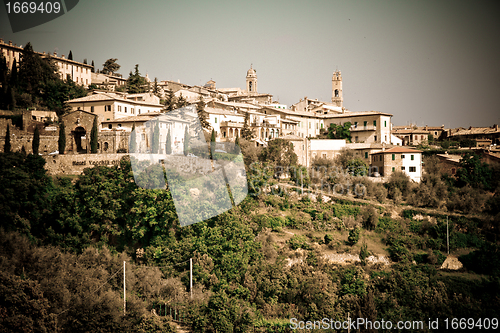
[1,0,499,128]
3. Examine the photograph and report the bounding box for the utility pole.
[447,216,449,255]
[190,258,193,299]
[123,261,126,315]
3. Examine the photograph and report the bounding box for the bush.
[347,227,361,246]
[288,235,310,250]
[361,206,379,230]
[324,234,334,245]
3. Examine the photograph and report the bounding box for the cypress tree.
[32,125,40,155]
[129,123,137,153]
[197,97,210,130]
[166,128,172,154]
[90,117,98,153]
[91,60,95,73]
[4,124,11,153]
[234,135,240,154]
[183,125,190,156]
[58,121,66,154]
[241,111,254,140]
[68,50,73,60]
[210,128,216,158]
[152,119,159,153]
[9,59,17,87]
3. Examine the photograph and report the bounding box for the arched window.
[249,81,252,92]
[104,142,109,151]
[335,89,339,97]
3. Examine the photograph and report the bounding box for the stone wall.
[43,153,128,175]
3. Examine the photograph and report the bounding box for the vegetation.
[58,121,66,154]
[90,117,98,153]
[32,125,40,155]
[327,122,352,142]
[101,58,120,75]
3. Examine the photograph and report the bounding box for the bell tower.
[246,64,257,94]
[331,70,343,108]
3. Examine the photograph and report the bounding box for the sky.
[1,0,499,128]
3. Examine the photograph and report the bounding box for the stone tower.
[246,65,257,94]
[331,70,343,108]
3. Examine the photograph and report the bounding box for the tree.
[68,50,73,60]
[456,152,493,190]
[127,64,147,94]
[164,89,177,111]
[176,93,188,108]
[183,125,190,156]
[210,129,216,158]
[328,122,352,142]
[166,128,172,154]
[58,121,66,154]
[259,138,298,177]
[91,60,95,73]
[9,59,17,87]
[129,123,137,153]
[90,117,98,153]
[32,126,40,155]
[101,58,120,75]
[196,97,210,130]
[241,111,254,140]
[152,119,160,154]
[152,77,161,97]
[4,124,11,153]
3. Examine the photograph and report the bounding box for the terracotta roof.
[371,147,422,154]
[67,92,162,107]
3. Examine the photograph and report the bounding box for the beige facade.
[325,112,392,145]
[66,92,163,122]
[370,147,422,182]
[0,39,22,71]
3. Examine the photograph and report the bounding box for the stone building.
[331,70,343,108]
[370,147,423,182]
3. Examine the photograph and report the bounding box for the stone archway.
[73,126,87,153]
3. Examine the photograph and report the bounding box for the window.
[309,122,311,129]
[355,136,358,142]
[354,122,358,128]
[364,121,367,127]
[322,153,327,159]
[384,121,387,127]
[401,154,405,159]
[131,108,134,114]
[105,105,111,111]
[320,123,323,129]
[409,166,416,172]
[215,117,217,123]
[125,107,127,113]
[385,135,387,142]
[374,135,377,142]
[108,124,112,129]
[451,168,456,175]
[401,166,405,171]
[104,142,109,151]
[118,105,121,112]
[373,120,377,127]
[91,106,94,113]
[365,152,368,159]
[411,155,414,160]
[392,167,395,172]
[392,154,395,160]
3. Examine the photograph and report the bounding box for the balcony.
[351,125,376,132]
[251,122,278,128]
[220,121,243,128]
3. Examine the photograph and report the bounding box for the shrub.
[324,234,334,245]
[348,227,361,246]
[361,206,379,230]
[288,235,310,250]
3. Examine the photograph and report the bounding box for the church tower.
[331,70,343,108]
[246,65,257,94]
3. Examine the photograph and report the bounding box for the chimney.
[0,38,3,44]
[494,124,499,131]
[61,54,65,59]
[54,51,57,56]
[9,40,13,46]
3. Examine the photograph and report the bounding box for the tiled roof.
[371,147,422,154]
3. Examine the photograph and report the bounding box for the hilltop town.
[2,38,499,181]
